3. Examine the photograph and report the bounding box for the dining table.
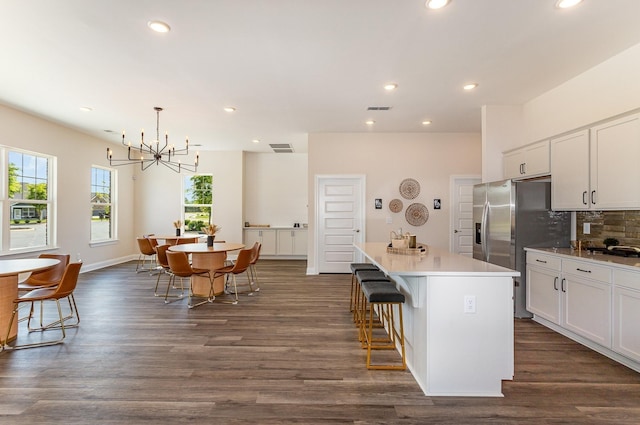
[168,242,245,297]
[0,258,61,343]
[147,234,203,246]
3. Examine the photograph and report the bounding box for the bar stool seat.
[354,270,389,324]
[349,263,379,313]
[360,280,406,371]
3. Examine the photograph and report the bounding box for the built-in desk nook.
[355,242,519,397]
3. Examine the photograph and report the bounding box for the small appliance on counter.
[587,245,640,257]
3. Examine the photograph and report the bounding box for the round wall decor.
[399,178,420,199]
[405,202,429,226]
[389,198,403,213]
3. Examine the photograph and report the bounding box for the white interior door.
[452,176,481,256]
[316,175,365,273]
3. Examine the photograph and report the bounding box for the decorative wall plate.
[389,198,403,213]
[405,203,429,226]
[399,178,420,199]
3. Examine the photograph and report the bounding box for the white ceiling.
[2,0,640,154]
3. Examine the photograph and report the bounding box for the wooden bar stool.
[349,263,379,314]
[359,280,406,371]
[354,270,388,325]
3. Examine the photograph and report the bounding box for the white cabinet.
[503,140,550,179]
[243,229,277,255]
[551,113,640,210]
[526,252,612,347]
[561,259,612,347]
[526,252,562,323]
[277,229,307,256]
[590,113,640,209]
[612,269,640,363]
[550,129,590,210]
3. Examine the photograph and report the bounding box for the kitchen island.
[355,242,519,397]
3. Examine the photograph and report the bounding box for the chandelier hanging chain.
[106,107,199,173]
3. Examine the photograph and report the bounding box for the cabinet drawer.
[614,269,640,291]
[562,259,612,283]
[526,252,561,271]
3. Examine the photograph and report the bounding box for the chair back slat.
[166,251,194,277]
[53,262,82,298]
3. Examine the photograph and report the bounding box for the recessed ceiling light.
[422,120,432,125]
[224,107,236,113]
[463,83,478,90]
[147,20,171,33]
[365,120,375,125]
[79,106,93,112]
[556,0,583,8]
[426,0,450,10]
[252,139,260,144]
[384,83,398,91]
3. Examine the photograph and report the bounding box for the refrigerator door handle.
[482,201,490,261]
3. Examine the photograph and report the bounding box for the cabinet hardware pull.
[591,190,596,205]
[582,191,588,205]
[536,259,547,263]
[522,163,526,174]
[561,278,566,293]
[576,268,591,273]
[553,276,558,291]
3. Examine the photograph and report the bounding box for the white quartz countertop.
[355,242,519,277]
[526,247,640,271]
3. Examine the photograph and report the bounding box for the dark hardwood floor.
[1,260,639,424]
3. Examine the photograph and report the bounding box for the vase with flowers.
[202,223,221,247]
[173,220,182,236]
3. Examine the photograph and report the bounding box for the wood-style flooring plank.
[0,259,638,424]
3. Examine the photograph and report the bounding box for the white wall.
[134,150,245,246]
[307,132,481,273]
[243,153,308,227]
[481,105,524,183]
[0,104,136,268]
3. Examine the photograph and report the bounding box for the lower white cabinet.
[243,228,307,257]
[277,229,307,256]
[243,229,277,255]
[612,269,640,363]
[526,249,640,371]
[528,254,612,347]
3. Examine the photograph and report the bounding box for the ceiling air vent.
[367,106,391,111]
[269,143,294,153]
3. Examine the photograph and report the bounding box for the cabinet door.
[277,230,294,255]
[260,230,277,255]
[590,113,640,209]
[293,230,307,256]
[523,140,550,177]
[243,230,261,249]
[503,150,525,179]
[526,266,561,324]
[550,130,590,210]
[562,275,612,347]
[612,286,640,363]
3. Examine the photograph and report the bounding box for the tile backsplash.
[576,210,640,247]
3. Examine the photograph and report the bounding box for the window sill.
[89,239,119,248]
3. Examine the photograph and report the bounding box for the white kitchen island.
[355,242,519,397]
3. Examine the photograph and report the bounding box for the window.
[5,148,55,251]
[91,166,115,242]
[183,174,212,232]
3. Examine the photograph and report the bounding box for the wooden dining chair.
[4,262,82,350]
[154,244,184,303]
[136,237,157,272]
[211,248,253,303]
[166,251,213,309]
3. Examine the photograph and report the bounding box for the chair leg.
[5,300,67,350]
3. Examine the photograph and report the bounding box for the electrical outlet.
[583,222,591,234]
[464,295,476,314]
[386,217,392,224]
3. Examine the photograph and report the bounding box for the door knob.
[454,229,460,233]
[354,229,360,233]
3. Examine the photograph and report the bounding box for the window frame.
[1,146,56,255]
[182,174,213,233]
[90,165,117,244]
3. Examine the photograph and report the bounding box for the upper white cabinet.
[551,113,640,210]
[590,113,640,209]
[550,129,590,210]
[503,140,550,179]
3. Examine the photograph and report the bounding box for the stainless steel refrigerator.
[473,179,570,318]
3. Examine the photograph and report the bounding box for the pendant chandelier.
[107,107,199,173]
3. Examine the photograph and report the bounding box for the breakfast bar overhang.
[355,242,520,397]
